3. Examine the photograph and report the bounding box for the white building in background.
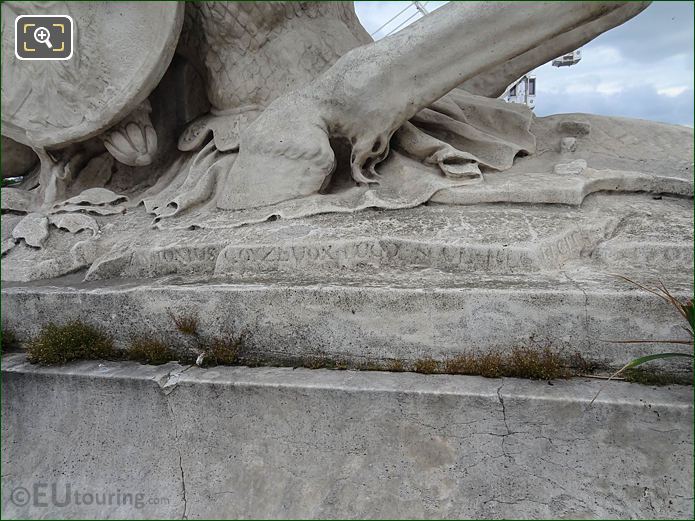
[503,73,537,109]
[503,48,582,109]
[552,49,582,67]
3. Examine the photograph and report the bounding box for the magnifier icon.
[33,26,53,49]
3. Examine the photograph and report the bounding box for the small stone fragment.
[553,159,587,176]
[49,213,100,237]
[560,137,577,153]
[11,213,49,248]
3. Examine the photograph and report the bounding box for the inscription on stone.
[130,245,222,277]
[214,239,544,275]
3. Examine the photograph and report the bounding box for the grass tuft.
[2,328,19,354]
[506,347,572,380]
[445,352,505,378]
[127,338,178,365]
[414,358,440,374]
[168,311,199,336]
[26,321,117,365]
[443,348,588,380]
[386,359,405,372]
[202,337,242,367]
[304,357,327,370]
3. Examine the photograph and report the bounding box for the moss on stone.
[623,368,693,386]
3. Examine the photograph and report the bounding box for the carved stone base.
[2,192,692,370]
[3,189,692,281]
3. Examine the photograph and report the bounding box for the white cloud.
[595,82,624,96]
[565,83,597,95]
[657,86,689,97]
[585,46,624,67]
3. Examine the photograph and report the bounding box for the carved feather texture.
[186,2,367,111]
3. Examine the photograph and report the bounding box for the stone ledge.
[2,354,692,519]
[2,275,692,369]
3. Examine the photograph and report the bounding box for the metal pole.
[414,2,430,16]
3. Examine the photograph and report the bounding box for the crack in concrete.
[496,382,516,462]
[155,369,192,519]
[167,397,189,520]
[496,383,511,435]
[178,453,188,520]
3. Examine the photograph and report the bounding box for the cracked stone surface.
[1,354,692,519]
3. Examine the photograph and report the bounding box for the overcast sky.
[354,1,694,127]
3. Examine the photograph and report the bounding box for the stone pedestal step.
[2,354,691,519]
[2,272,692,369]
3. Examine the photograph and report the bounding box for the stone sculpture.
[2,8,692,516]
[1,1,692,282]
